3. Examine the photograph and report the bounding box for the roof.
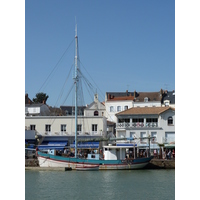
[60,105,86,116]
[162,91,175,104]
[134,92,162,102]
[106,90,162,102]
[106,91,135,101]
[25,103,45,107]
[116,107,175,116]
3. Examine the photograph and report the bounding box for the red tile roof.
[116,107,175,115]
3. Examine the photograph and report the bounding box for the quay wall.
[25,159,39,167]
[145,159,175,169]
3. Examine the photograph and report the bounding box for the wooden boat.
[37,145,153,170]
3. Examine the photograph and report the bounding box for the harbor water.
[25,169,175,200]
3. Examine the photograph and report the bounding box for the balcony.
[116,122,158,129]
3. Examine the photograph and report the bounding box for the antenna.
[75,17,77,37]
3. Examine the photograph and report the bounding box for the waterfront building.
[115,106,175,152]
[25,94,107,149]
[104,90,163,123]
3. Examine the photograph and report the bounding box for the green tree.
[32,92,49,104]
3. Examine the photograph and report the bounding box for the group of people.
[163,149,175,159]
[153,148,175,159]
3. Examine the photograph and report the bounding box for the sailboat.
[37,25,154,170]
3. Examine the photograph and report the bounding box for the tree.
[32,92,49,104]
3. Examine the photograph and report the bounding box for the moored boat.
[37,144,153,170]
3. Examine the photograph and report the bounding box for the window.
[130,132,136,138]
[140,132,146,142]
[168,117,173,125]
[118,118,130,123]
[124,105,128,110]
[110,106,114,112]
[45,124,51,132]
[117,106,121,112]
[92,124,97,132]
[132,118,144,122]
[77,124,82,132]
[144,97,148,102]
[94,111,99,116]
[151,132,157,142]
[30,125,36,130]
[164,100,170,107]
[146,118,158,123]
[61,124,66,132]
[118,132,126,138]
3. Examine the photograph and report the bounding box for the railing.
[116,122,158,128]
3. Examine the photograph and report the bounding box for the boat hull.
[37,152,152,170]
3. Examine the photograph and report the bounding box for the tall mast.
[74,23,78,158]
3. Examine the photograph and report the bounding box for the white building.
[115,106,175,151]
[25,94,107,137]
[104,90,163,123]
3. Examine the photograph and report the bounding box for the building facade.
[115,107,175,151]
[25,94,107,138]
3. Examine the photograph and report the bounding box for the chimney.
[134,90,136,98]
[43,100,46,104]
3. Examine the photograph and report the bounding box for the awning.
[37,141,68,150]
[70,142,99,149]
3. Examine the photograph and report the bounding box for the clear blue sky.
[25,0,175,107]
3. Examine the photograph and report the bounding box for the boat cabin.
[103,145,136,160]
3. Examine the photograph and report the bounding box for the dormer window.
[117,106,121,112]
[124,105,128,110]
[164,100,170,107]
[144,97,148,102]
[110,106,114,112]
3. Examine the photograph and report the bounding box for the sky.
[25,0,175,107]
